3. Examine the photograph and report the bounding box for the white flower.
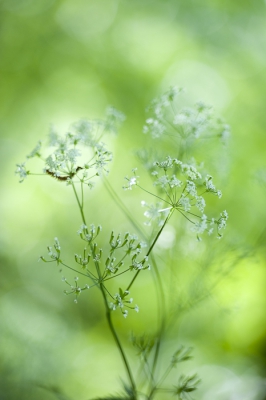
[106,106,125,124]
[173,113,189,125]
[179,195,191,212]
[185,180,197,197]
[15,163,28,183]
[143,118,166,138]
[221,210,228,220]
[193,214,208,234]
[205,175,216,191]
[123,170,139,190]
[109,302,116,311]
[142,202,166,226]
[27,141,42,159]
[154,175,169,189]
[169,175,182,188]
[66,148,81,163]
[195,196,206,212]
[217,210,228,231]
[180,163,202,180]
[129,177,137,186]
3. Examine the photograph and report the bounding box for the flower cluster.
[39,237,61,266]
[40,225,149,312]
[77,223,102,243]
[109,288,139,318]
[15,107,125,185]
[103,231,149,278]
[123,168,139,190]
[141,201,169,227]
[15,163,29,183]
[152,157,228,238]
[62,276,90,303]
[143,87,230,143]
[124,156,228,239]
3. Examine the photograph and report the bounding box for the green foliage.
[172,374,201,399]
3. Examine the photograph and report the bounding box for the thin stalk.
[105,295,137,396]
[71,181,137,397]
[136,183,172,206]
[59,261,97,280]
[103,176,145,238]
[81,179,84,209]
[148,362,174,400]
[149,314,166,390]
[104,178,170,396]
[103,268,131,281]
[126,208,175,292]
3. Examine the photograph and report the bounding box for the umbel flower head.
[143,86,230,143]
[124,156,228,239]
[40,225,149,315]
[15,107,125,185]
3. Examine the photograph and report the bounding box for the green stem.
[125,209,174,398]
[103,176,145,238]
[104,291,137,396]
[148,363,174,400]
[71,181,137,397]
[104,178,170,396]
[126,208,174,292]
[149,312,166,392]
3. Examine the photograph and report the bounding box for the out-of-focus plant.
[16,87,229,400]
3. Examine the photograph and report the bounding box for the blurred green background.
[1,0,266,399]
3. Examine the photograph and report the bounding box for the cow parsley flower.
[143,118,166,138]
[143,87,230,147]
[27,141,42,159]
[125,156,227,239]
[217,210,229,235]
[15,108,124,187]
[192,214,208,234]
[141,201,167,226]
[195,196,206,213]
[123,169,139,190]
[15,163,28,183]
[179,195,191,212]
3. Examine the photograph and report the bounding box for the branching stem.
[71,180,137,397]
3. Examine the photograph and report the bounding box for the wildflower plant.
[16,88,229,400]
